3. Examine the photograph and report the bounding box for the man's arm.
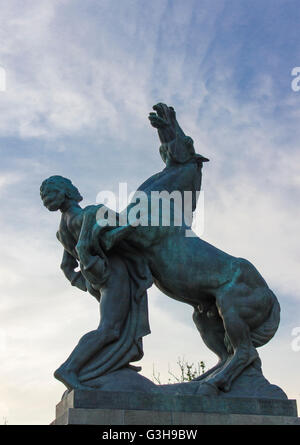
[60,249,101,301]
[60,249,87,292]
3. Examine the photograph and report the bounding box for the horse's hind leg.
[207,258,274,392]
[209,304,258,392]
[192,304,231,381]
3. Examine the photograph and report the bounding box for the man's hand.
[71,271,87,292]
[86,280,100,302]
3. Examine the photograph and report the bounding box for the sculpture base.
[52,389,299,425]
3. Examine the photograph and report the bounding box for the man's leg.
[54,254,131,390]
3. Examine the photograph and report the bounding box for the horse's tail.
[250,290,280,348]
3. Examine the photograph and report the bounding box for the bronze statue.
[41,103,281,397]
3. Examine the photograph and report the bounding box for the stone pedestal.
[52,390,299,425]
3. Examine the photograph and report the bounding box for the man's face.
[41,185,65,211]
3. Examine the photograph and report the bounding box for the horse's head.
[148,103,209,165]
[148,103,186,144]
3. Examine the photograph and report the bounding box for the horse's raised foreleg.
[192,304,231,382]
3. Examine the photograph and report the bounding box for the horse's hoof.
[196,382,219,396]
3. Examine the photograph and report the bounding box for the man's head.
[40,175,83,211]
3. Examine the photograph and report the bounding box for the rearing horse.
[107,103,280,392]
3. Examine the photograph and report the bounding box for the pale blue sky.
[0,0,299,424]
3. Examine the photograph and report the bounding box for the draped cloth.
[77,243,153,385]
